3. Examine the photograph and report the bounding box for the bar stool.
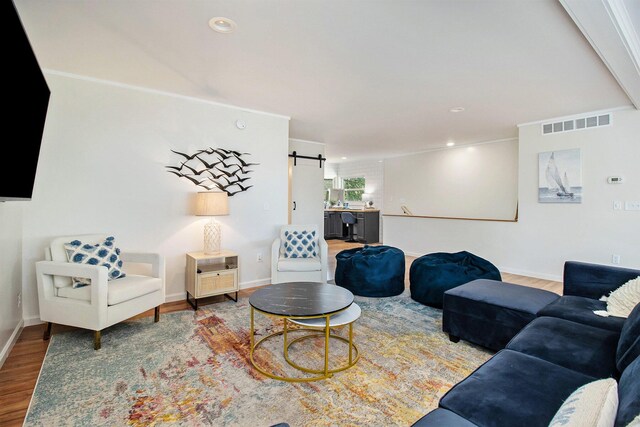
[341,212,357,242]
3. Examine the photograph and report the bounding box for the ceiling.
[15,0,634,162]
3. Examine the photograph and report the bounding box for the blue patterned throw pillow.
[283,230,318,259]
[64,236,126,288]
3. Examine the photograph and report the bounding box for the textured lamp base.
[204,218,221,254]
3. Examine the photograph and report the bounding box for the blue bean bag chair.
[410,251,501,308]
[335,245,405,297]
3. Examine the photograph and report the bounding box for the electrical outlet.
[17,292,21,308]
[257,252,263,262]
[612,254,621,265]
[625,201,640,211]
[613,201,622,210]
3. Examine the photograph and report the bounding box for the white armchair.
[36,234,165,349]
[271,225,328,284]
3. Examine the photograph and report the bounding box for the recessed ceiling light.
[209,17,237,33]
[378,160,383,163]
[341,157,348,160]
[450,107,465,113]
[447,142,455,147]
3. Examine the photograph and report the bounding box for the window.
[324,179,333,201]
[344,177,365,201]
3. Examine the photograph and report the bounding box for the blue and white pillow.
[64,236,126,288]
[283,230,318,259]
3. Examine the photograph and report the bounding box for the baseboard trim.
[0,319,24,369]
[165,292,187,303]
[499,266,562,283]
[240,278,271,290]
[164,278,271,303]
[404,251,423,258]
[23,316,44,327]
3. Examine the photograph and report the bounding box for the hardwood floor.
[0,240,561,425]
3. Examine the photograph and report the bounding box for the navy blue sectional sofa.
[414,262,640,427]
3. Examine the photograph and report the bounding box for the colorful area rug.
[25,292,492,426]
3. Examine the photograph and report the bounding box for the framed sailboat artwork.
[538,148,582,203]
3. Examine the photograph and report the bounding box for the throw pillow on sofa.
[548,378,618,427]
[595,276,640,318]
[64,236,126,288]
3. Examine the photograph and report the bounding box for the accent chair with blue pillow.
[270,225,328,284]
[36,234,165,350]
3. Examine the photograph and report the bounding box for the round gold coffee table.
[249,282,360,382]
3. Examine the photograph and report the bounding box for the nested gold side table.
[249,282,360,382]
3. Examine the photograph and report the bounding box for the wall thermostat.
[235,119,246,130]
[607,176,623,184]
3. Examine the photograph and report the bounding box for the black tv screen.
[2,2,50,201]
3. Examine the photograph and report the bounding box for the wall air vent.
[542,113,611,135]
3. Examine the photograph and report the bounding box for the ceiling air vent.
[542,113,611,135]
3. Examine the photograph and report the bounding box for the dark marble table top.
[249,282,354,317]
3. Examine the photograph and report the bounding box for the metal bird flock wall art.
[166,147,259,196]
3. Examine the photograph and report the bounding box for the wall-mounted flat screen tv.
[1,2,50,201]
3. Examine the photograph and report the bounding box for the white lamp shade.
[195,192,229,216]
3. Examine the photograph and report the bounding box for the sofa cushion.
[57,275,162,305]
[411,409,478,427]
[440,349,596,427]
[616,356,640,427]
[277,257,322,272]
[564,261,640,300]
[616,303,640,373]
[506,317,620,379]
[442,279,560,351]
[538,296,626,332]
[548,378,618,427]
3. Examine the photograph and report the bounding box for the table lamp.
[195,191,229,254]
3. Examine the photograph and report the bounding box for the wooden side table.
[185,250,239,310]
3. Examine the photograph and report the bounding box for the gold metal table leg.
[250,306,254,349]
[349,322,353,365]
[249,306,358,382]
[324,316,330,377]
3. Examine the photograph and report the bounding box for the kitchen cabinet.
[323,210,379,243]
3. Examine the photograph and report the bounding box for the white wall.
[0,203,24,366]
[384,140,518,220]
[21,73,290,323]
[384,109,640,280]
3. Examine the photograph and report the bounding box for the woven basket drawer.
[198,270,236,295]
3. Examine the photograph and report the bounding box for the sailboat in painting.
[545,152,574,199]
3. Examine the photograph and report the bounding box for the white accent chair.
[271,225,328,284]
[35,234,165,350]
